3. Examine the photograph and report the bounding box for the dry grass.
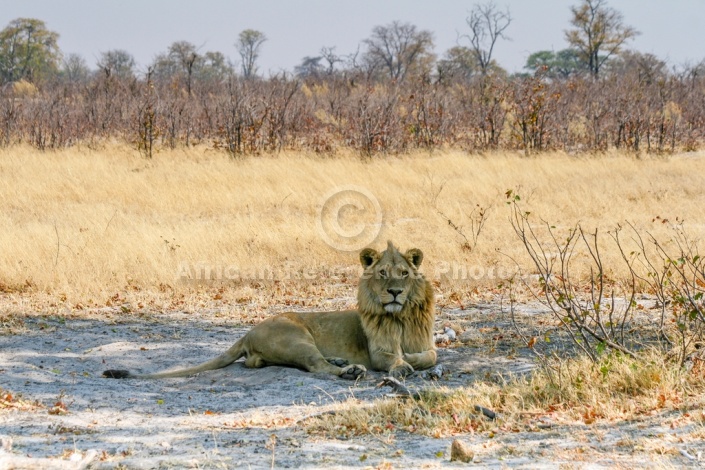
[2,144,705,309]
[306,351,705,439]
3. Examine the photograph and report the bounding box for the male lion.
[103,241,436,380]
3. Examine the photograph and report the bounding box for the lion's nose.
[387,288,403,297]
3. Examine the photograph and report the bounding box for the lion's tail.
[103,336,247,379]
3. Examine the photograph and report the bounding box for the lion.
[103,241,436,380]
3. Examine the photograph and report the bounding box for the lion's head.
[357,241,432,317]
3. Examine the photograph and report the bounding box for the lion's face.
[358,241,425,315]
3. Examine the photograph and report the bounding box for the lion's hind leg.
[338,364,366,380]
[286,341,366,379]
[244,354,266,368]
[325,358,367,380]
[245,316,366,379]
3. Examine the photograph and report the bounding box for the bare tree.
[320,46,342,75]
[236,29,267,79]
[565,0,639,78]
[362,21,434,81]
[97,49,136,79]
[461,2,512,75]
[61,53,90,83]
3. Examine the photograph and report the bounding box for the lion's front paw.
[390,362,414,379]
[326,357,350,367]
[340,364,367,380]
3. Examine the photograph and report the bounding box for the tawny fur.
[103,241,436,380]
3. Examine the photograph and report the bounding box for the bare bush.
[627,221,705,365]
[508,192,639,361]
[507,190,705,366]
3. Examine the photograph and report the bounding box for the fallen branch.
[473,404,497,420]
[377,376,419,399]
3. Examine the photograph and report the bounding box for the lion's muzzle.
[383,287,406,313]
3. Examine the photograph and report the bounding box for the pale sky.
[2,0,704,75]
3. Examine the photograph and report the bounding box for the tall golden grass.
[2,144,705,307]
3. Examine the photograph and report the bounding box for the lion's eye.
[401,270,409,277]
[378,269,388,279]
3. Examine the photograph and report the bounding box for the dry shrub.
[2,68,704,155]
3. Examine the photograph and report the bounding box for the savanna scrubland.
[3,1,705,466]
[2,146,705,468]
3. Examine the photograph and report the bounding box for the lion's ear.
[359,248,380,268]
[405,248,424,269]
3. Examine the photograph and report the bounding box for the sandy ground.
[1,302,703,469]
